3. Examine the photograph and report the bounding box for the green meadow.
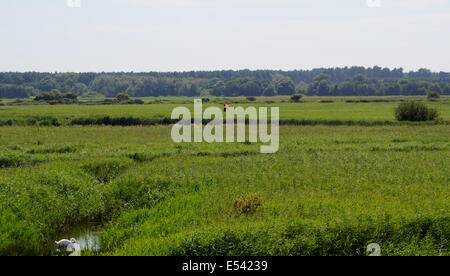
[0,97,449,256]
[1,96,449,125]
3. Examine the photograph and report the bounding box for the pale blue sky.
[0,0,449,72]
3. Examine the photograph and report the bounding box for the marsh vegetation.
[0,97,448,256]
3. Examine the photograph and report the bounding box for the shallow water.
[52,222,102,255]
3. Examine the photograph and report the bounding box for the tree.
[262,84,276,97]
[0,84,33,98]
[0,68,448,98]
[276,78,296,95]
[65,92,78,100]
[307,74,332,96]
[116,93,131,102]
[71,83,89,95]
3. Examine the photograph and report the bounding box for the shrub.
[246,97,256,102]
[290,94,303,102]
[233,193,264,214]
[116,93,131,102]
[34,91,77,104]
[133,99,145,104]
[395,102,439,121]
[427,91,440,100]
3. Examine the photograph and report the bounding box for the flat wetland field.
[0,97,448,256]
[1,96,450,123]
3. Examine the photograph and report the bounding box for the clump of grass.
[0,155,42,168]
[103,174,176,218]
[128,152,153,162]
[196,152,212,157]
[233,193,264,215]
[81,158,132,183]
[27,145,77,154]
[7,145,23,151]
[0,155,25,168]
[391,138,408,143]
[221,151,258,158]
[128,152,171,162]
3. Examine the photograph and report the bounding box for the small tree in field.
[427,91,440,100]
[290,94,303,102]
[395,102,439,121]
[116,93,130,102]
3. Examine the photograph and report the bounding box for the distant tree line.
[0,67,449,98]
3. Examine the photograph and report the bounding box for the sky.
[0,0,449,72]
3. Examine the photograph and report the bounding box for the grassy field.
[1,97,449,126]
[0,98,449,256]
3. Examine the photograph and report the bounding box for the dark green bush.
[427,91,440,100]
[395,102,439,121]
[132,99,145,104]
[34,91,78,104]
[290,94,303,102]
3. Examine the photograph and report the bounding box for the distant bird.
[55,238,77,253]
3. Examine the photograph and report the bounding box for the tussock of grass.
[0,155,42,168]
[233,194,264,215]
[81,158,132,183]
[27,145,77,154]
[127,152,171,162]
[221,151,259,158]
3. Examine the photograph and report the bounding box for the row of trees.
[0,68,449,98]
[305,74,448,96]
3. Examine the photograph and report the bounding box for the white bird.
[55,238,78,253]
